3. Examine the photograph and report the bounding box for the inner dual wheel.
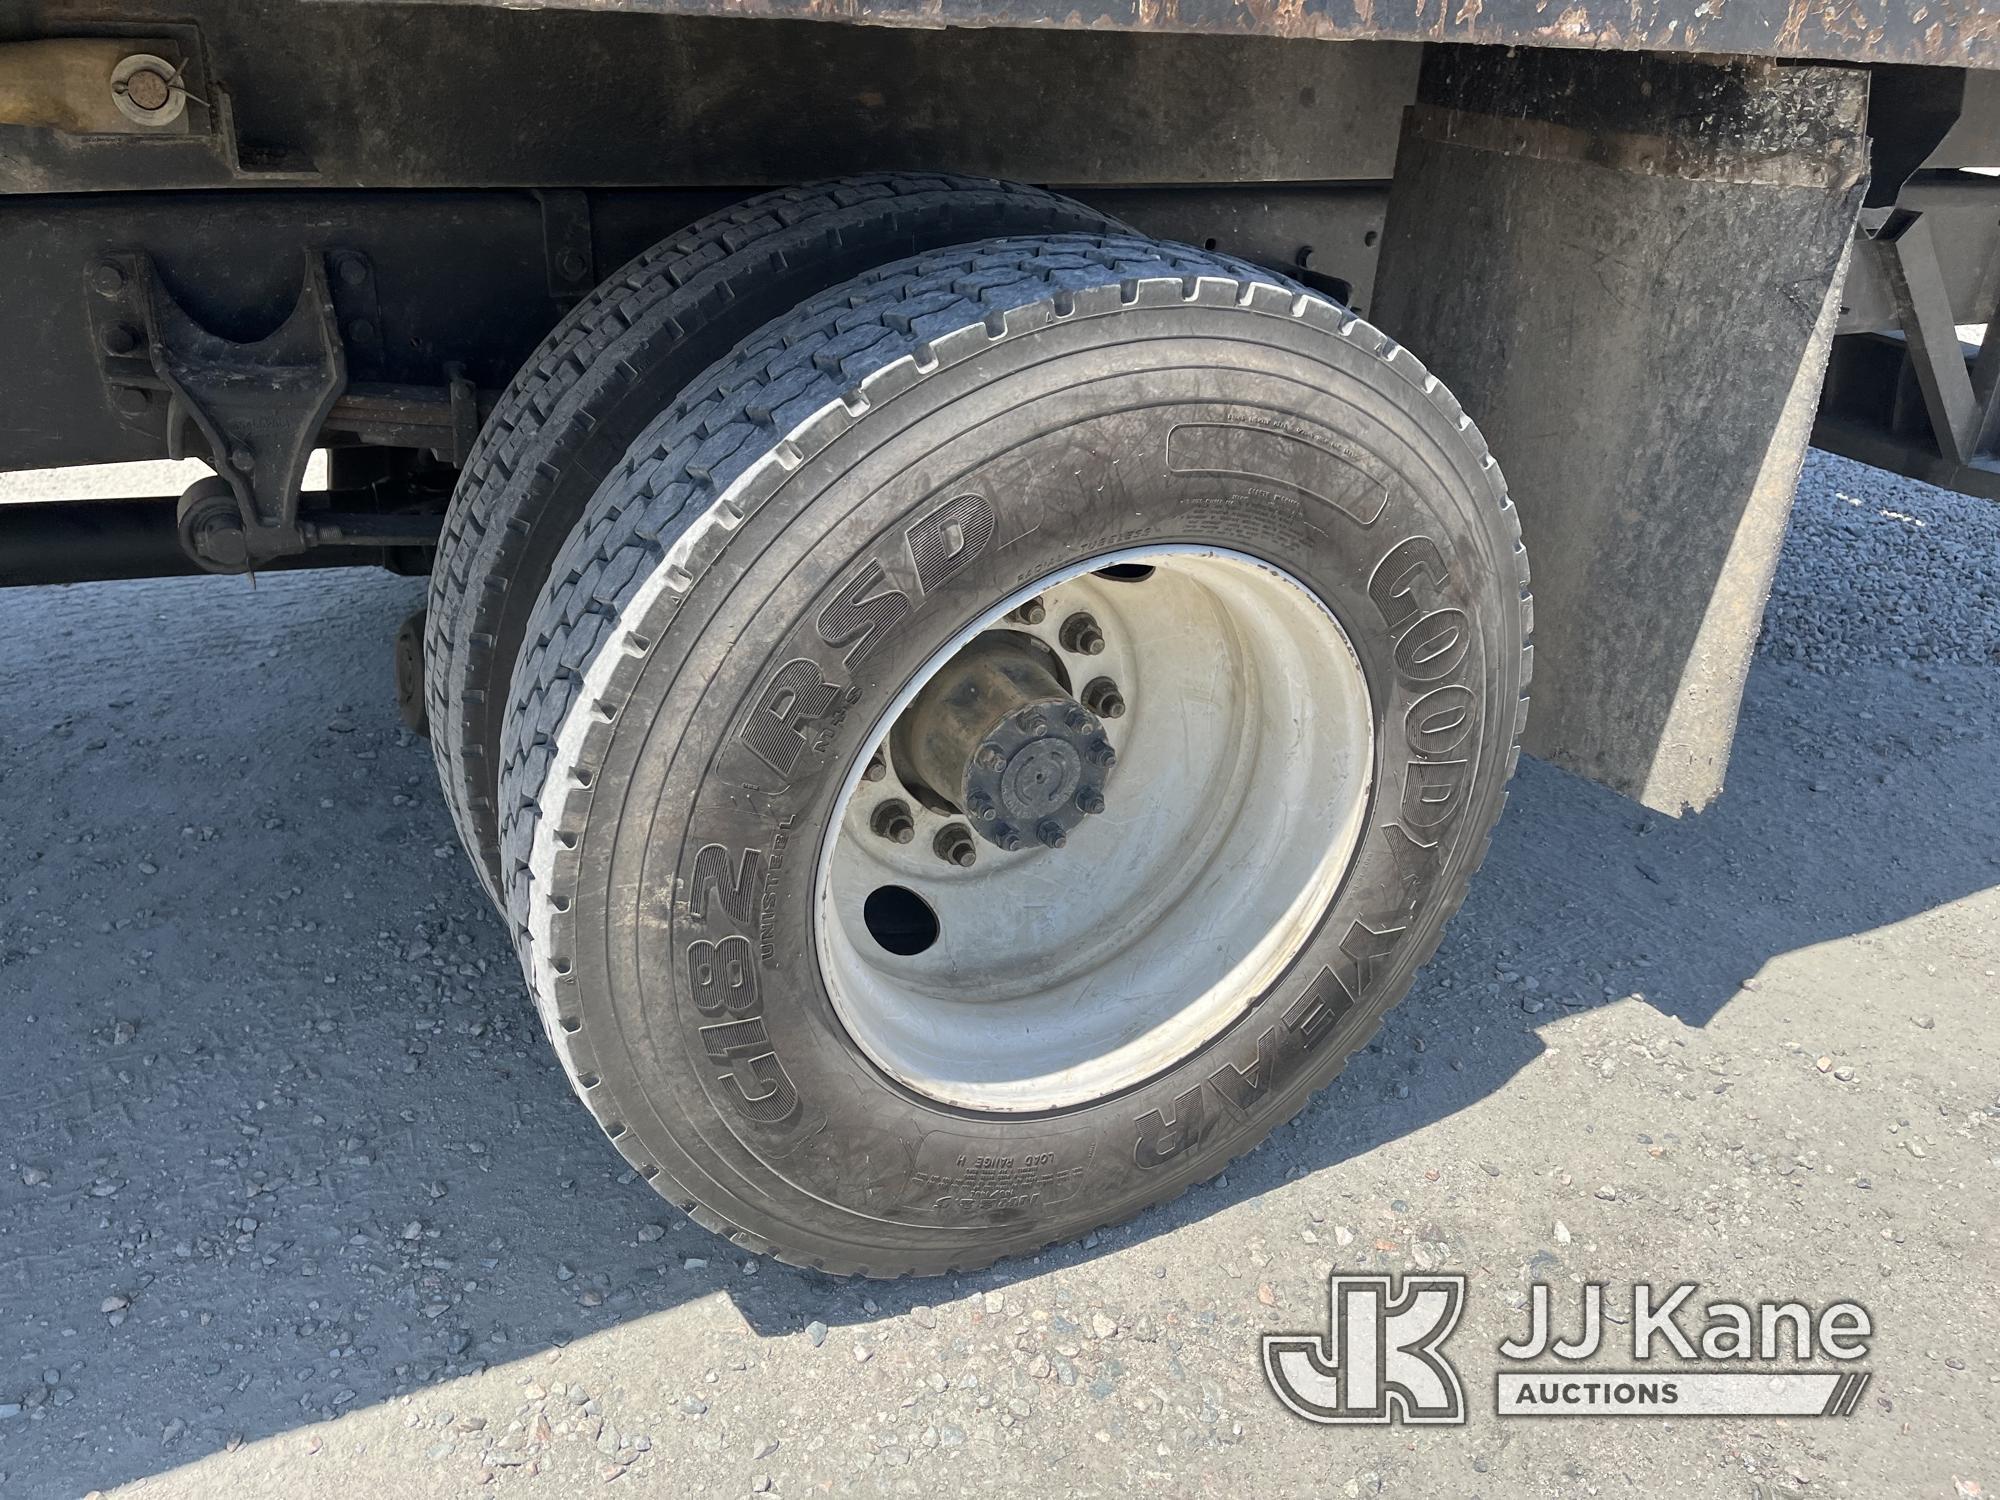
[468,217,1528,1274]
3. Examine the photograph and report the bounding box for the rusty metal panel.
[0,7,1420,193]
[338,0,2000,72]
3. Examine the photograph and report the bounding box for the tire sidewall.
[561,301,1518,1264]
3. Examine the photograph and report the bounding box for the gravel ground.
[0,449,1995,1499]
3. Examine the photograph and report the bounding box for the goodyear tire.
[498,234,1532,1275]
[428,175,1121,905]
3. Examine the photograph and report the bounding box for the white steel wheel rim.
[813,546,1374,1112]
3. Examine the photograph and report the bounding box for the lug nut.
[975,742,1005,771]
[862,749,887,782]
[870,800,915,844]
[1089,739,1118,769]
[1075,786,1105,816]
[1019,709,1047,736]
[966,790,996,822]
[1082,677,1126,719]
[1065,705,1094,732]
[992,823,1023,852]
[1059,612,1105,655]
[1036,820,1067,849]
[933,823,977,867]
[1009,597,1046,624]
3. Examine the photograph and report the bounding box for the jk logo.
[1263,1273,1467,1425]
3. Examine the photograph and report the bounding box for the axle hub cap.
[893,633,1111,850]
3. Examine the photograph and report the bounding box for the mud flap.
[1373,48,1868,814]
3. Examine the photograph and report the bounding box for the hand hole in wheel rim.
[863,885,942,956]
[814,547,1374,1113]
[1093,562,1156,583]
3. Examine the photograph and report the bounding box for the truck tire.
[498,234,1532,1275]
[427,176,1122,907]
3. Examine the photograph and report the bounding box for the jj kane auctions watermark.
[1264,1274,1873,1424]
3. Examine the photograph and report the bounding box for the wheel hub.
[893,632,1113,851]
[816,548,1374,1112]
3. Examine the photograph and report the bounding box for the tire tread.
[428,176,1120,905]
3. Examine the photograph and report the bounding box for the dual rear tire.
[431,184,1531,1275]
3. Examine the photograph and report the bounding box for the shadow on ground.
[0,459,1993,1493]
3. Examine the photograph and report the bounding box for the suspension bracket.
[88,249,347,566]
